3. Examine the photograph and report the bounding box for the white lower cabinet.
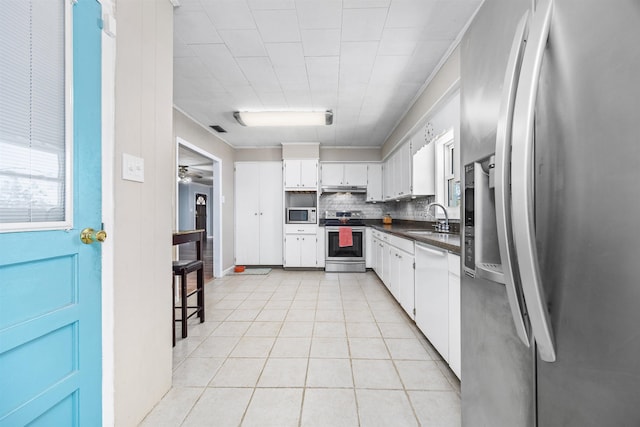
[365,228,373,268]
[414,242,449,361]
[284,225,319,267]
[371,227,460,378]
[448,253,461,378]
[391,246,415,319]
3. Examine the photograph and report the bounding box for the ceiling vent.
[209,125,227,133]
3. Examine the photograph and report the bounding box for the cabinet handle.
[254,213,258,216]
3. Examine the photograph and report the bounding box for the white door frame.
[100,0,116,425]
[176,137,223,278]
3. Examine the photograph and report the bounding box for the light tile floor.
[142,270,461,427]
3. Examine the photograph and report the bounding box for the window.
[434,129,460,219]
[0,0,71,232]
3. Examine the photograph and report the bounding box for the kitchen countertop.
[320,219,461,254]
[367,222,461,254]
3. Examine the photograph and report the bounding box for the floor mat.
[232,268,272,275]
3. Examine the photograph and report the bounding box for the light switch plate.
[122,153,144,183]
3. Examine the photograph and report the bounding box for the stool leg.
[172,274,176,347]
[197,267,205,322]
[181,272,188,338]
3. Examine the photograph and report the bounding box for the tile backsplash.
[319,193,458,222]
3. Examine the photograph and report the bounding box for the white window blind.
[0,0,68,229]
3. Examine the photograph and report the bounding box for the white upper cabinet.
[412,140,435,196]
[320,163,368,187]
[343,164,368,186]
[383,141,412,200]
[366,163,383,202]
[284,159,318,190]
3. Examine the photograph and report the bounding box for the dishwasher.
[414,242,450,360]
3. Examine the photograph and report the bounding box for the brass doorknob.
[81,228,107,244]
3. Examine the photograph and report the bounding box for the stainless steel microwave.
[286,207,317,224]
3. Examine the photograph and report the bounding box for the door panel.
[235,163,260,264]
[535,1,640,424]
[0,1,103,425]
[258,162,282,265]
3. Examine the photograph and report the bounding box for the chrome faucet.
[427,202,449,232]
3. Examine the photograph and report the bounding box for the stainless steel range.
[324,210,366,273]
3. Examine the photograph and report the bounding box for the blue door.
[0,0,103,425]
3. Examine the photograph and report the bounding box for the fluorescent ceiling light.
[234,110,333,127]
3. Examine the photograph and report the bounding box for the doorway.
[176,138,222,279]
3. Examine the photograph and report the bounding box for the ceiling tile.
[174,11,222,44]
[265,43,309,90]
[218,29,268,57]
[174,35,196,58]
[174,56,212,80]
[236,57,282,92]
[306,56,339,92]
[296,0,342,29]
[283,89,314,107]
[226,85,263,108]
[386,0,438,28]
[301,29,341,56]
[202,0,256,30]
[174,0,206,12]
[369,55,411,84]
[191,44,248,86]
[341,8,388,41]
[378,27,422,55]
[256,91,289,108]
[247,0,296,10]
[253,10,301,42]
[420,1,480,40]
[338,41,378,85]
[343,0,390,8]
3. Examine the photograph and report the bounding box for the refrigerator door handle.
[511,0,556,362]
[494,11,531,348]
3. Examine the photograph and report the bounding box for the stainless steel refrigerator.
[460,0,640,425]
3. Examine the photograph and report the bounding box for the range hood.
[321,185,367,193]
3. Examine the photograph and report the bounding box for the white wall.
[173,108,236,273]
[112,1,174,425]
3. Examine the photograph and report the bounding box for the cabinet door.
[448,253,461,378]
[365,227,373,268]
[367,164,383,202]
[299,235,317,267]
[284,159,300,188]
[235,163,261,264]
[299,159,318,189]
[383,158,393,200]
[398,143,412,197]
[375,239,384,279]
[388,247,398,299]
[397,250,415,319]
[370,236,378,272]
[343,163,368,186]
[321,163,343,186]
[412,142,435,196]
[259,162,283,265]
[284,234,301,267]
[316,228,325,268]
[414,243,449,359]
[392,151,402,197]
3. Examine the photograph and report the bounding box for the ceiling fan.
[177,165,202,183]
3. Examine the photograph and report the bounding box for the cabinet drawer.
[386,233,414,254]
[285,224,317,235]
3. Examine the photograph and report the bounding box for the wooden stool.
[172,230,205,346]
